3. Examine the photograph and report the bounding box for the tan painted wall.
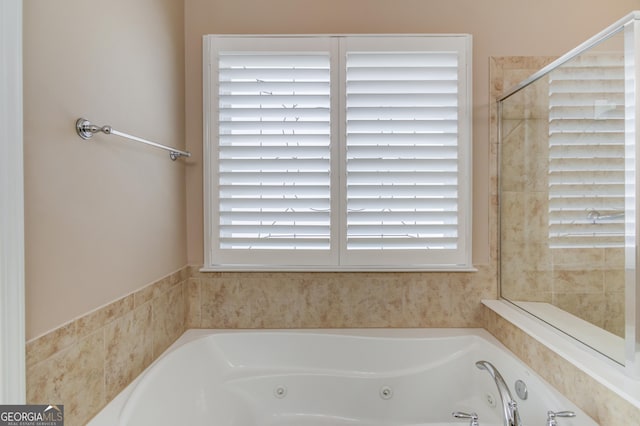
[23,0,186,340]
[23,0,640,339]
[185,0,640,265]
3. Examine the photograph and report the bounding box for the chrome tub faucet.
[476,360,522,426]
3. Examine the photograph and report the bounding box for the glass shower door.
[498,15,640,374]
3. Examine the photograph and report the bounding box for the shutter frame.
[340,36,473,267]
[204,35,473,270]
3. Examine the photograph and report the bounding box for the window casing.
[204,35,472,270]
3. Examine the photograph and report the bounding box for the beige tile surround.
[26,267,189,426]
[27,264,497,425]
[483,305,640,425]
[186,266,496,330]
[27,261,639,426]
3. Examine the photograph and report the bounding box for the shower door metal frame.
[497,11,640,378]
[624,16,640,378]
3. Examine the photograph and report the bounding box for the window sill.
[200,265,478,273]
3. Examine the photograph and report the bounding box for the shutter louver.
[548,53,625,248]
[345,52,460,251]
[218,51,331,250]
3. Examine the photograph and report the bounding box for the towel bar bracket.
[76,118,106,140]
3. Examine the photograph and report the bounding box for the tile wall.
[28,264,638,426]
[493,56,625,337]
[483,305,640,424]
[26,263,498,425]
[25,267,189,426]
[186,267,497,329]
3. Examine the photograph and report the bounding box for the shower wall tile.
[552,269,605,294]
[604,290,625,336]
[500,120,550,193]
[500,120,527,192]
[500,191,526,239]
[524,192,549,243]
[500,239,553,302]
[500,191,548,245]
[551,247,604,268]
[554,292,607,328]
[492,56,625,337]
[25,266,189,426]
[605,247,624,268]
[604,269,625,293]
[501,240,552,273]
[525,122,550,193]
[490,56,632,424]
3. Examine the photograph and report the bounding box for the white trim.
[510,301,624,363]
[202,36,213,268]
[0,0,26,404]
[200,265,478,272]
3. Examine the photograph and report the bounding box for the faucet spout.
[476,360,522,426]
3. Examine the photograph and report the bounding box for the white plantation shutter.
[548,53,625,248]
[208,37,338,267]
[204,35,472,269]
[342,37,471,266]
[345,52,459,252]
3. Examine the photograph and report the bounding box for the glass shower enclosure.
[498,12,640,375]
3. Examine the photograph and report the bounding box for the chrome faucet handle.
[452,411,479,426]
[547,410,576,426]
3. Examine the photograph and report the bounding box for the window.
[204,35,472,270]
[548,52,625,248]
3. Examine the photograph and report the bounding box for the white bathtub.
[89,329,597,426]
